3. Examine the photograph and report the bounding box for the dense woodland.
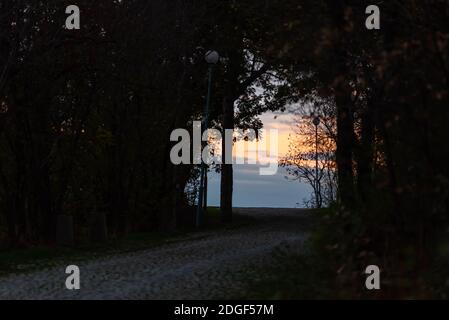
[1,0,448,295]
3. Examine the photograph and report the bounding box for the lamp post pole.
[196,51,219,227]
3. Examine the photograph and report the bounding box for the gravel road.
[0,208,312,300]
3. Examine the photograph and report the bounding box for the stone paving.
[0,208,311,300]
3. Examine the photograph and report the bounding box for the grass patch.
[234,245,335,299]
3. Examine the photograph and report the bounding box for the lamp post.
[196,50,219,227]
[312,115,321,208]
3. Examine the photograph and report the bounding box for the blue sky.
[207,164,312,208]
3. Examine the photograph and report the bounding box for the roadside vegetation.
[0,208,254,277]
[239,208,449,299]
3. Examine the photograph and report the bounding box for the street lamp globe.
[205,50,220,64]
[313,116,320,126]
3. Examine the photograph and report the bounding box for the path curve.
[0,208,312,300]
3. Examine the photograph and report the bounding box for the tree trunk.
[357,106,375,204]
[220,91,234,223]
[335,88,355,210]
[329,0,356,210]
[90,211,108,243]
[40,172,56,243]
[56,214,74,246]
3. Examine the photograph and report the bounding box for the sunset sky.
[207,111,312,208]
